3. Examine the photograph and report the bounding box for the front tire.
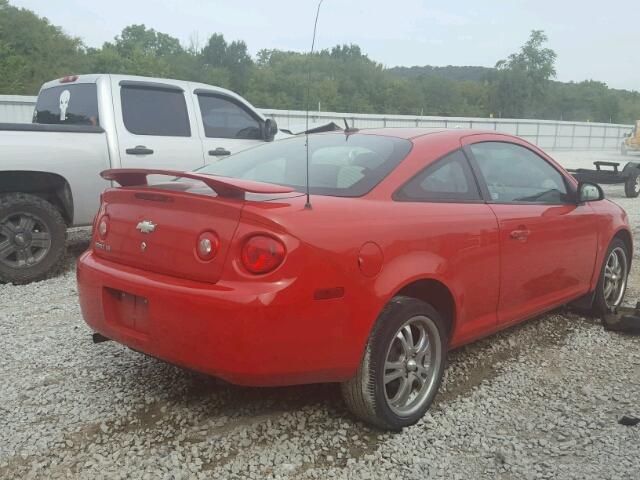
[341,296,447,430]
[591,238,629,315]
[0,193,67,284]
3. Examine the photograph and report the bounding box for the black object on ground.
[92,333,111,344]
[618,415,640,426]
[602,302,640,334]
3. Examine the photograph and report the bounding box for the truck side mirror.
[263,118,278,142]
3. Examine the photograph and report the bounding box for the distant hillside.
[388,65,494,83]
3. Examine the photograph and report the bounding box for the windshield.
[197,133,412,197]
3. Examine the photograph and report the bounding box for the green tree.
[490,30,557,118]
[0,0,89,94]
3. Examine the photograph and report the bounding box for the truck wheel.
[0,193,66,284]
[341,296,447,430]
[624,172,640,198]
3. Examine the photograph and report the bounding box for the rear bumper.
[77,251,354,386]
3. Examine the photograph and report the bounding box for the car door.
[112,79,204,171]
[463,137,599,326]
[394,149,501,344]
[192,90,266,164]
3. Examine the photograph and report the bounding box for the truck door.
[192,90,267,164]
[112,79,204,172]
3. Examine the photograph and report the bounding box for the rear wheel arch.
[0,171,74,225]
[392,278,457,340]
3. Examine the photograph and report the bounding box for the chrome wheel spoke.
[16,249,29,265]
[17,216,35,233]
[396,326,413,355]
[30,231,51,248]
[384,368,404,384]
[416,363,430,381]
[0,240,16,259]
[0,223,13,237]
[604,280,613,298]
[390,375,413,407]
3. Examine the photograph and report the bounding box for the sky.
[10,0,640,91]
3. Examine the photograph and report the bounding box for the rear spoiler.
[101,169,295,199]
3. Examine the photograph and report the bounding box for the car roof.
[344,127,503,141]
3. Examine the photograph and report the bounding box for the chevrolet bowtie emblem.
[136,220,156,234]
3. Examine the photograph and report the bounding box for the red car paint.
[77,129,631,387]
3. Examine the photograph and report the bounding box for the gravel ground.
[1,149,639,480]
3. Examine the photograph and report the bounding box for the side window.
[395,150,481,202]
[197,95,262,140]
[121,86,191,137]
[470,142,569,204]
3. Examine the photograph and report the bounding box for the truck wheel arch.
[0,171,74,225]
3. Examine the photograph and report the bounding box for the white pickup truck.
[0,74,280,284]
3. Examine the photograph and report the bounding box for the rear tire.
[341,296,447,430]
[0,193,67,284]
[590,238,629,315]
[624,172,640,198]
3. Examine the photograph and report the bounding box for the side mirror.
[263,118,278,142]
[578,182,604,203]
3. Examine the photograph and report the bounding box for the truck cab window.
[197,95,262,140]
[34,84,99,126]
[121,86,191,137]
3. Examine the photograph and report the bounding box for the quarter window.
[121,86,191,137]
[395,150,481,201]
[469,142,569,204]
[197,95,262,139]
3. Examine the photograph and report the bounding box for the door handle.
[510,229,531,241]
[209,147,231,157]
[126,146,154,155]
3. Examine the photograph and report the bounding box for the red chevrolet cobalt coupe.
[78,129,631,430]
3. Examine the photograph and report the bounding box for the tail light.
[59,75,78,83]
[241,235,285,274]
[97,215,109,239]
[196,231,220,261]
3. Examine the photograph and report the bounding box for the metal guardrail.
[0,95,37,123]
[1,95,632,150]
[262,109,634,151]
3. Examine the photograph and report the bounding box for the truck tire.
[0,193,67,284]
[624,172,640,198]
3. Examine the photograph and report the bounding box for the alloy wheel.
[604,246,628,308]
[0,212,52,269]
[383,315,442,417]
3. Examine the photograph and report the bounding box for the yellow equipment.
[622,120,640,155]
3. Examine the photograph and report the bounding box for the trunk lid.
[95,169,296,283]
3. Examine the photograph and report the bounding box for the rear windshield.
[197,133,412,197]
[33,84,99,126]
